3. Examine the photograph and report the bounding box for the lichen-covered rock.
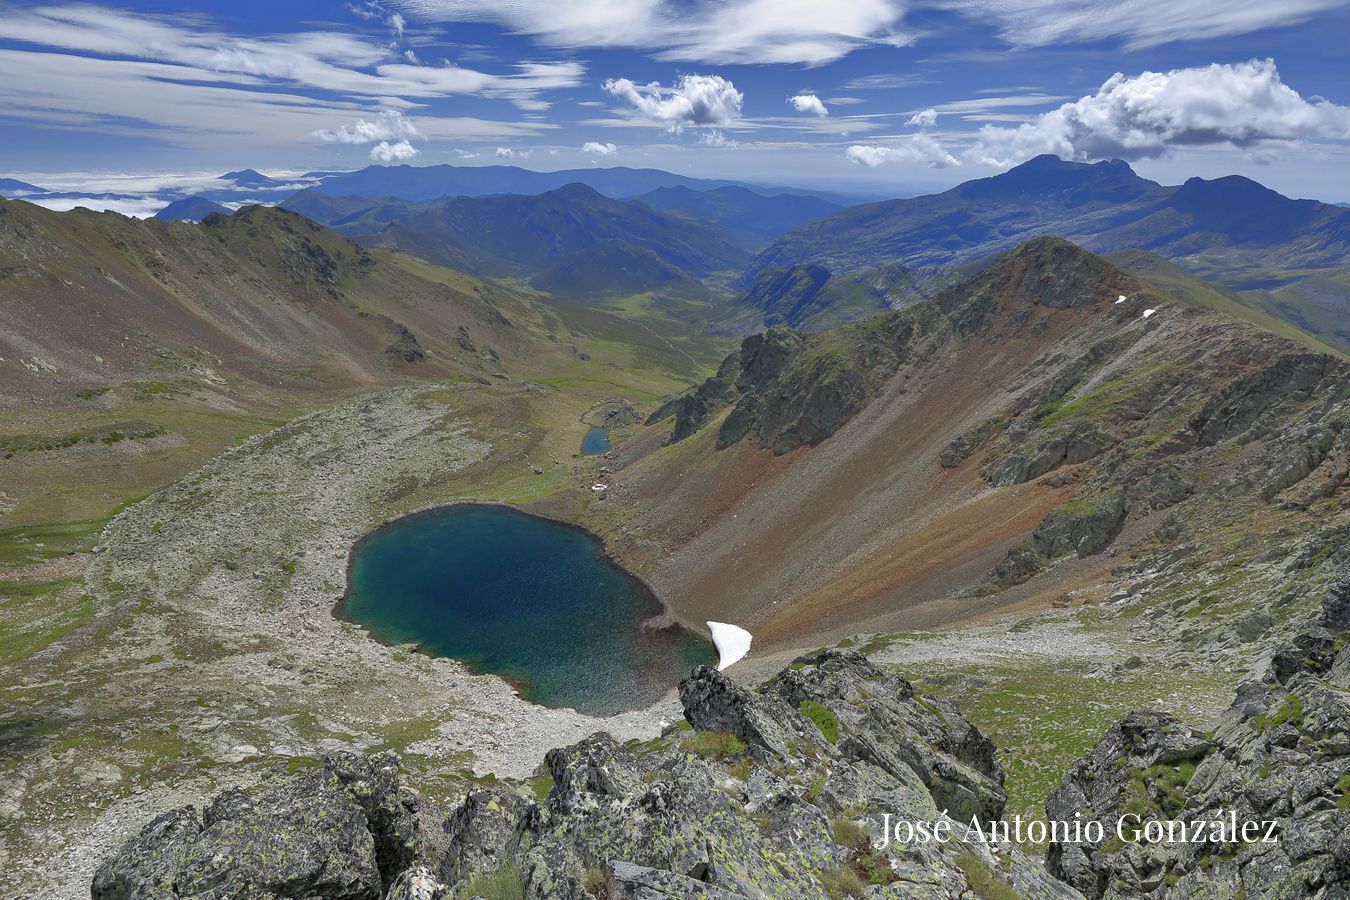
[384,866,447,900]
[92,752,421,900]
[97,653,1075,900]
[1047,573,1350,898]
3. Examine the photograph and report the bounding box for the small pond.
[338,504,714,714]
[581,427,610,455]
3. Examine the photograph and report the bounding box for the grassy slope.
[1111,249,1348,358]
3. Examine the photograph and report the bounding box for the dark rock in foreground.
[92,752,421,900]
[1046,573,1350,898]
[94,650,1078,899]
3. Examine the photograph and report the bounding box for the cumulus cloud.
[582,141,617,157]
[698,130,738,148]
[906,108,937,128]
[788,93,828,117]
[370,139,419,162]
[846,135,960,168]
[314,109,420,144]
[603,74,743,132]
[969,59,1350,168]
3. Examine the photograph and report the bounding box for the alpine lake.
[338,504,714,715]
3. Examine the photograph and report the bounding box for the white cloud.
[788,94,829,117]
[698,130,738,148]
[906,108,937,128]
[371,139,419,162]
[314,109,420,144]
[0,4,583,131]
[582,141,618,157]
[970,59,1350,168]
[847,135,960,168]
[393,0,911,66]
[943,0,1350,49]
[843,73,928,90]
[603,74,743,132]
[494,146,532,159]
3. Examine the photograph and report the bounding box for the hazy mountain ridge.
[633,184,841,246]
[740,156,1350,349]
[282,182,752,304]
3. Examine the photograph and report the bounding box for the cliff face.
[94,650,1079,900]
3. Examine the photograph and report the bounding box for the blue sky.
[1,0,1348,203]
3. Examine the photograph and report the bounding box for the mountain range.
[281,182,755,299]
[737,155,1350,352]
[3,183,1347,899]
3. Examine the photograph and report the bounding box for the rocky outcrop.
[96,650,1078,900]
[1046,573,1350,898]
[93,752,422,900]
[989,421,1110,486]
[991,488,1128,585]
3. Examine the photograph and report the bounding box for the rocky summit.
[94,649,1079,899]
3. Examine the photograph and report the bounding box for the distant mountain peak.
[0,177,46,196]
[154,195,231,223]
[220,169,277,187]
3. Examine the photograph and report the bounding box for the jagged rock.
[670,350,742,442]
[1124,465,1193,512]
[99,652,1073,900]
[1029,488,1128,559]
[92,752,421,900]
[439,786,537,883]
[735,326,805,392]
[384,866,447,900]
[1047,574,1350,898]
[1045,711,1214,897]
[678,664,799,758]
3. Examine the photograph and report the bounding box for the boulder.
[93,752,421,900]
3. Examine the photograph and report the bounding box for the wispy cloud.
[847,134,960,168]
[843,73,929,90]
[942,0,1350,49]
[393,0,912,65]
[0,4,579,147]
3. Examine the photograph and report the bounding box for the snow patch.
[1142,308,1157,319]
[1115,295,1127,304]
[707,621,752,671]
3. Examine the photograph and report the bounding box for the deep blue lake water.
[581,427,610,455]
[338,504,714,714]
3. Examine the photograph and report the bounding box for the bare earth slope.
[606,238,1347,649]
